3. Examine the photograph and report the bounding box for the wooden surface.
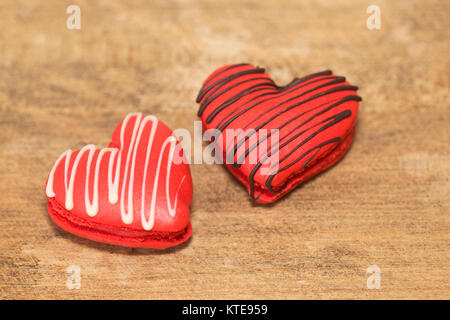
[0,0,449,299]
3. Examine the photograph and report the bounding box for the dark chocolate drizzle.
[196,64,362,200]
[197,67,266,112]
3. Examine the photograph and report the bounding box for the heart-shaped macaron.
[45,113,193,249]
[196,63,362,203]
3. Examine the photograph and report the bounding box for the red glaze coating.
[197,64,361,203]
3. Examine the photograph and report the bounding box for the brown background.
[0,0,448,299]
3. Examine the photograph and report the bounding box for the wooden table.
[0,0,448,299]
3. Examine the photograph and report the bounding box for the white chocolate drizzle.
[45,113,185,231]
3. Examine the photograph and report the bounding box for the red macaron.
[45,113,193,249]
[197,63,361,203]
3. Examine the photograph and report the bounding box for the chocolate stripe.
[196,63,250,102]
[197,67,266,113]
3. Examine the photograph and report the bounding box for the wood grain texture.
[0,0,448,299]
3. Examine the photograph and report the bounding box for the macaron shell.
[197,64,361,203]
[45,113,193,248]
